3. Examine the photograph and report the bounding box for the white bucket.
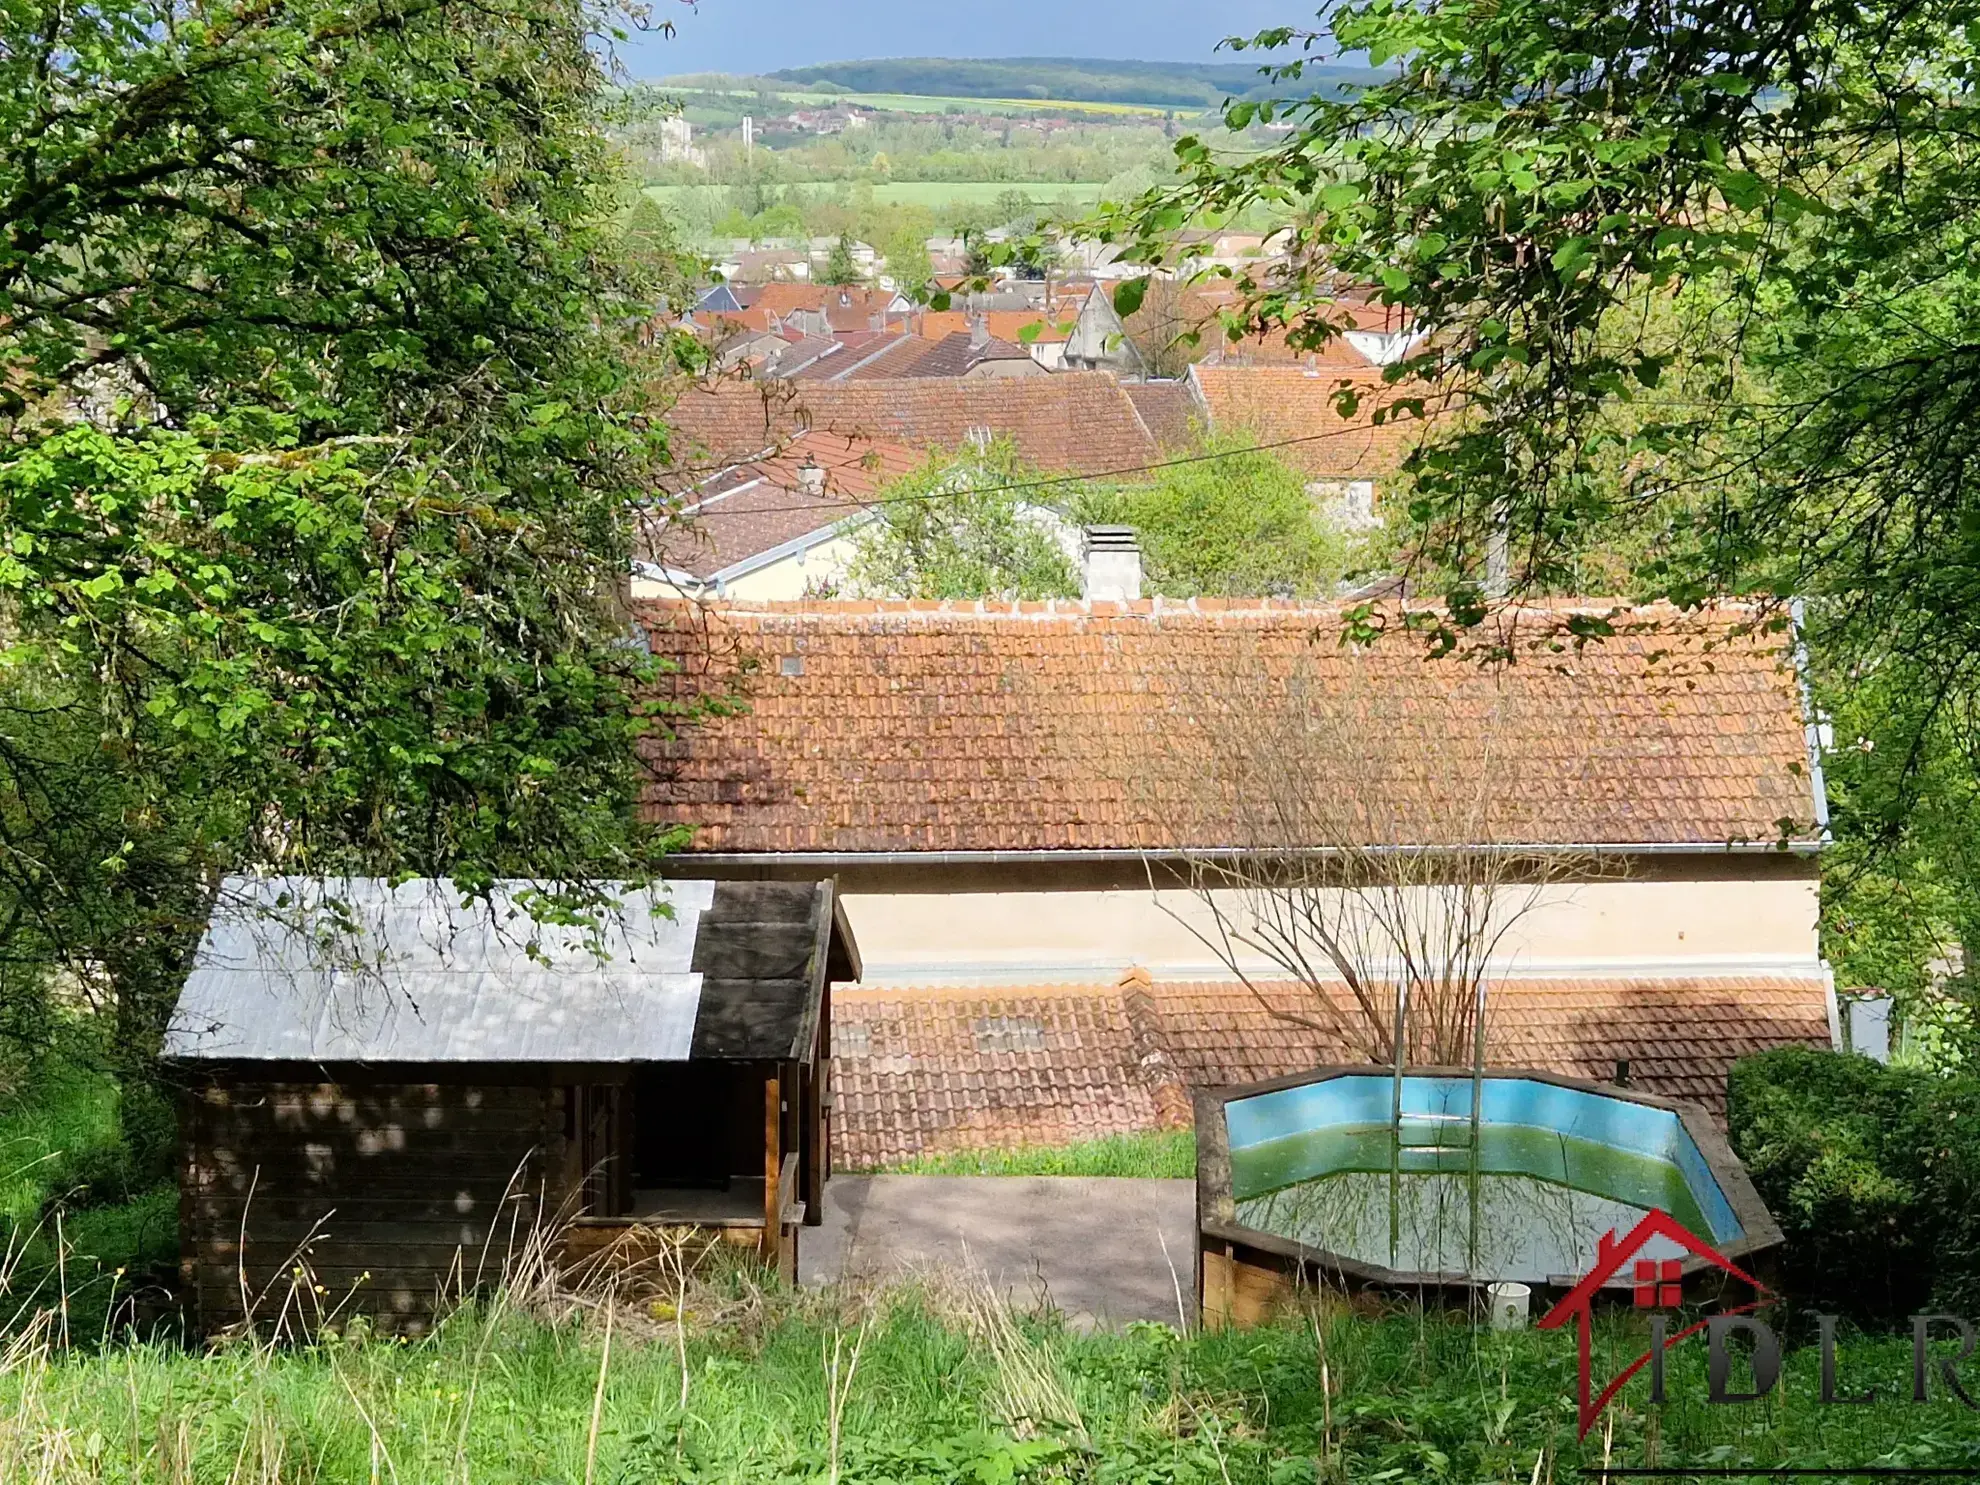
[1486,1281,1531,1331]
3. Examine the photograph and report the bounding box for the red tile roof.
[638,599,1820,855]
[1189,364,1436,480]
[1122,380,1203,451]
[646,431,924,580]
[663,373,1159,476]
[917,310,1076,344]
[829,974,1833,1167]
[906,331,1035,378]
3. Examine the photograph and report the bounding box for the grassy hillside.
[765,56,1382,108]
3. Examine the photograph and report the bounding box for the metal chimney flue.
[1082,525,1142,602]
[796,461,826,498]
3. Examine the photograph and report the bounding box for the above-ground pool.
[1196,1068,1781,1322]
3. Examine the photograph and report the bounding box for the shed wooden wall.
[180,1075,562,1334]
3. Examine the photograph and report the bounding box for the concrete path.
[799,1175,1197,1329]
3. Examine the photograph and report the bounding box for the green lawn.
[877,1130,1195,1178]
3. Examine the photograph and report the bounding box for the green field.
[813,91,1168,117]
[644,181,1109,209]
[665,84,1175,118]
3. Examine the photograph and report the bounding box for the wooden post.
[762,1070,782,1267]
[803,1002,826,1223]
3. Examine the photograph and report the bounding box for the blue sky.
[620,0,1311,79]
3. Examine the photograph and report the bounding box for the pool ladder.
[1387,981,1489,1277]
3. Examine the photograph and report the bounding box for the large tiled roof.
[1189,364,1433,480]
[637,599,1820,855]
[663,373,1159,477]
[829,974,1833,1167]
[645,431,923,580]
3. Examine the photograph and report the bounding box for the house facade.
[635,595,1837,1162]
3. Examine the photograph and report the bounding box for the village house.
[635,585,1835,1169]
[635,429,923,600]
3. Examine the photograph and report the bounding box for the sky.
[619,0,1309,80]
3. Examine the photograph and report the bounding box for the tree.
[1104,2,1980,649]
[1078,434,1353,597]
[1103,1,1980,994]
[1120,277,1207,379]
[880,226,934,296]
[844,443,1080,600]
[822,233,865,286]
[1045,618,1592,1066]
[0,0,701,1082]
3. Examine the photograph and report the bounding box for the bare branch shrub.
[1048,612,1608,1066]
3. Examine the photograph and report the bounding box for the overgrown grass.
[0,1063,122,1229]
[877,1130,1195,1178]
[6,1276,1980,1483]
[0,1060,178,1345]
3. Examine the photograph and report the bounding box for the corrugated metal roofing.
[165,877,717,1063]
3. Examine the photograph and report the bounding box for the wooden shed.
[164,875,857,1333]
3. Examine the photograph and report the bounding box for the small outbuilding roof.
[163,876,856,1065]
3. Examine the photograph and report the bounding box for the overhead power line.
[651,416,1444,523]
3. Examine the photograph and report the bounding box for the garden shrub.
[1728,1046,1980,1321]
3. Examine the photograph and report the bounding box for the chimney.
[969,311,989,350]
[1082,526,1142,602]
[796,460,826,498]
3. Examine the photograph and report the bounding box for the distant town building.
[656,116,705,169]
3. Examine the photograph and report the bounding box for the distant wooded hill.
[763,56,1378,108]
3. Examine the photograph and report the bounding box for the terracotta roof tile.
[829,975,1832,1166]
[1122,381,1203,451]
[907,332,1036,378]
[638,599,1820,854]
[917,310,1076,344]
[646,431,922,580]
[663,373,1158,477]
[1190,364,1435,480]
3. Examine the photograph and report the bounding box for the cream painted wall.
[838,875,1823,987]
[630,532,862,603]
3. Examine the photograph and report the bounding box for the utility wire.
[653,415,1454,522]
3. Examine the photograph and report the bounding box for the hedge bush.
[1727,1046,1980,1321]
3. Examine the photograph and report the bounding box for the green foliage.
[845,443,1080,601]
[880,223,935,294]
[1726,1048,1980,1319]
[821,233,865,286]
[1102,0,1980,654]
[0,0,702,1092]
[0,1063,124,1231]
[1819,659,1980,1011]
[1080,435,1351,598]
[875,1131,1195,1178]
[848,437,1361,602]
[1729,1049,1931,1320]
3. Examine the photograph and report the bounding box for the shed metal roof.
[164,876,844,1064]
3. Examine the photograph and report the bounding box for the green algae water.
[1230,1122,1711,1284]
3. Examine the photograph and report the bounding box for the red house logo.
[1536,1209,1773,1438]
